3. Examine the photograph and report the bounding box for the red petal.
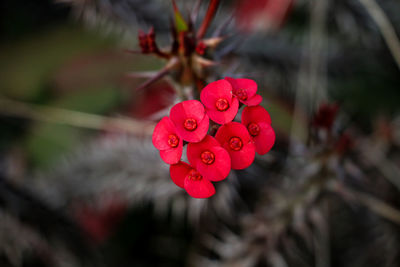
[215,122,255,170]
[242,105,272,126]
[170,100,205,124]
[170,100,209,142]
[229,142,256,170]
[225,77,257,98]
[196,146,231,181]
[169,162,191,188]
[215,122,252,146]
[184,175,215,198]
[253,122,275,155]
[160,140,183,164]
[207,97,239,124]
[174,114,209,143]
[242,94,262,106]
[200,79,233,108]
[187,135,221,166]
[224,76,236,86]
[152,117,177,150]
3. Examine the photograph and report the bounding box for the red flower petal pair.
[170,162,215,198]
[215,122,256,170]
[152,117,183,164]
[187,135,231,181]
[242,105,275,155]
[200,79,239,124]
[170,100,209,142]
[225,77,262,106]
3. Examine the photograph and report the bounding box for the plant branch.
[358,0,400,71]
[289,0,329,154]
[191,0,204,24]
[0,97,155,135]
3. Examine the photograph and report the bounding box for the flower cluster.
[152,78,275,198]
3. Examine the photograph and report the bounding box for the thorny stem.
[288,0,329,156]
[308,0,328,106]
[196,0,220,40]
[0,98,155,135]
[262,166,331,228]
[310,206,330,267]
[328,180,400,225]
[362,151,400,193]
[358,0,400,71]
[269,168,400,242]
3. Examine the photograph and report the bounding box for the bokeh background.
[1,0,400,266]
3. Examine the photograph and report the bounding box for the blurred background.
[1,0,400,266]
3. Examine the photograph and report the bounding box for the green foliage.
[0,24,115,100]
[24,86,121,169]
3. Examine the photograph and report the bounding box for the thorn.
[138,29,146,37]
[148,26,155,38]
[124,49,144,54]
[191,0,204,24]
[212,14,233,37]
[201,36,225,48]
[135,58,179,91]
[125,71,160,78]
[135,70,169,92]
[194,55,218,67]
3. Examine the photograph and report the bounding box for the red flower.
[187,135,231,181]
[170,161,215,198]
[242,105,275,155]
[200,79,239,124]
[225,77,262,106]
[170,100,209,143]
[215,122,256,170]
[152,117,183,164]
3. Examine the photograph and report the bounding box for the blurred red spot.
[312,103,339,131]
[73,198,127,244]
[128,80,175,119]
[235,0,294,32]
[335,133,354,155]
